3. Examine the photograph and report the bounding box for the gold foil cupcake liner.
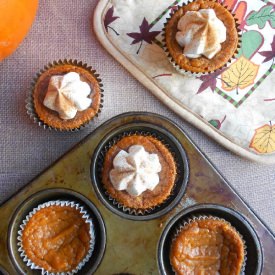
[17,200,96,275]
[162,1,242,77]
[171,215,247,274]
[26,59,104,132]
[97,130,181,216]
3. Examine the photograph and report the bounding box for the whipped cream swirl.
[110,145,162,196]
[43,72,92,120]
[176,9,227,59]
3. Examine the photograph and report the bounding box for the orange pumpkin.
[0,0,39,61]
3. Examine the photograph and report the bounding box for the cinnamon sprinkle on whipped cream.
[109,145,162,196]
[176,9,226,59]
[43,72,92,120]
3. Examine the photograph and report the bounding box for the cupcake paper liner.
[96,130,182,216]
[17,200,96,275]
[162,1,242,77]
[170,215,247,274]
[26,59,104,132]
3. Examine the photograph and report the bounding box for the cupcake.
[17,201,95,274]
[27,59,103,131]
[101,135,177,212]
[164,0,239,75]
[170,216,245,274]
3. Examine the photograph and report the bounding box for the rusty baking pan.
[0,112,274,274]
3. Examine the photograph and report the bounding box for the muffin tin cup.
[17,200,96,275]
[162,1,242,77]
[170,214,247,274]
[91,123,189,221]
[8,189,106,275]
[158,204,263,275]
[96,131,178,217]
[1,112,272,274]
[26,59,104,132]
[0,266,8,275]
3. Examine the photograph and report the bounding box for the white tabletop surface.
[0,0,274,234]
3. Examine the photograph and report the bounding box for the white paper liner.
[98,131,179,216]
[17,200,96,275]
[26,59,104,132]
[162,1,242,77]
[170,215,247,274]
[104,190,157,216]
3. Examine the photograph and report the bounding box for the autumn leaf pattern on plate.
[223,0,247,29]
[250,123,275,153]
[102,0,275,156]
[264,98,275,102]
[236,30,264,59]
[234,1,247,29]
[222,0,238,10]
[197,68,226,94]
[221,56,259,93]
[246,4,275,29]
[208,116,227,130]
[104,6,120,35]
[127,18,161,54]
[259,35,275,63]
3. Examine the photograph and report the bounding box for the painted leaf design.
[197,68,226,94]
[209,116,227,129]
[222,0,237,10]
[259,35,275,63]
[234,1,247,29]
[250,123,275,153]
[220,0,247,29]
[246,4,275,29]
[104,6,120,35]
[236,30,264,59]
[153,73,172,79]
[127,18,161,54]
[221,56,259,92]
[264,98,275,102]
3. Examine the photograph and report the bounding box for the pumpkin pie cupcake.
[170,216,245,275]
[26,59,103,131]
[164,0,240,75]
[101,134,177,213]
[17,201,95,274]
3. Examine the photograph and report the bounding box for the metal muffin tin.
[158,204,263,275]
[91,124,189,221]
[0,112,274,274]
[8,189,106,275]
